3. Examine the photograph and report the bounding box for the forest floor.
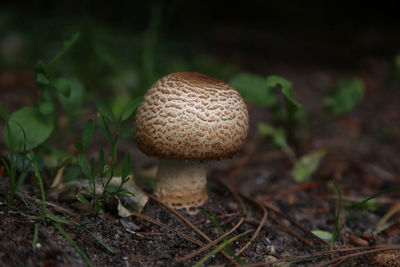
[1,29,400,266]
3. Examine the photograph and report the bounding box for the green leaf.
[34,60,48,76]
[121,97,144,121]
[324,77,364,116]
[311,230,332,240]
[229,73,278,107]
[5,107,54,152]
[76,193,91,205]
[36,73,49,85]
[0,103,9,121]
[57,78,85,114]
[258,122,289,151]
[97,149,105,176]
[38,102,54,115]
[52,78,71,98]
[96,101,116,124]
[118,190,135,197]
[75,141,83,153]
[52,221,93,267]
[97,113,113,142]
[292,149,326,183]
[78,154,92,178]
[119,127,134,138]
[266,75,302,114]
[121,153,131,181]
[82,119,94,152]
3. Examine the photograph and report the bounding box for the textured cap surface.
[135,72,249,160]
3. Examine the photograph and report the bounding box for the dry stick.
[241,244,400,267]
[263,202,329,247]
[22,193,77,216]
[269,213,315,248]
[234,189,268,256]
[147,194,242,266]
[174,217,245,264]
[147,194,215,242]
[173,174,249,265]
[178,211,243,232]
[257,181,320,202]
[314,245,400,267]
[127,209,203,246]
[329,257,347,267]
[236,206,267,256]
[213,175,247,215]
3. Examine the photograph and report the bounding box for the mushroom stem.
[154,159,208,214]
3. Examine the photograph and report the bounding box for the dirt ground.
[1,26,400,266]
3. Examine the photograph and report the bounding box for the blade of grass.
[52,221,93,267]
[357,185,400,206]
[46,213,78,226]
[193,229,253,267]
[201,210,245,264]
[32,223,39,249]
[331,179,343,250]
[28,152,46,215]
[84,229,115,254]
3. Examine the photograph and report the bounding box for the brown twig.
[241,244,400,266]
[213,175,247,215]
[257,181,320,202]
[313,245,400,267]
[173,217,245,264]
[234,189,269,256]
[263,202,329,247]
[177,211,243,232]
[269,213,315,248]
[148,194,242,266]
[127,209,203,246]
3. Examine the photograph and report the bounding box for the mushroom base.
[154,159,208,214]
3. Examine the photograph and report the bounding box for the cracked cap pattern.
[135,72,249,160]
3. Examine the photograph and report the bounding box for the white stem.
[154,159,208,214]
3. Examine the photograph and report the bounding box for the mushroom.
[135,72,249,214]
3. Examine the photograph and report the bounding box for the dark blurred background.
[1,0,400,100]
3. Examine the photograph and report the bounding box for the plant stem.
[28,152,46,216]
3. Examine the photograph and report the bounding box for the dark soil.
[1,24,400,267]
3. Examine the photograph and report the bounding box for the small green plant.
[0,33,84,209]
[330,179,345,250]
[28,151,115,267]
[4,32,84,153]
[232,73,326,183]
[324,77,364,116]
[0,105,30,212]
[77,99,142,215]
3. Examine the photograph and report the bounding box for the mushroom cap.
[135,72,249,160]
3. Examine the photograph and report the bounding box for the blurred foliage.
[324,77,364,116]
[291,149,326,183]
[4,33,84,152]
[0,11,238,102]
[230,73,278,107]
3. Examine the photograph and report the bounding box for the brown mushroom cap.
[135,72,249,160]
